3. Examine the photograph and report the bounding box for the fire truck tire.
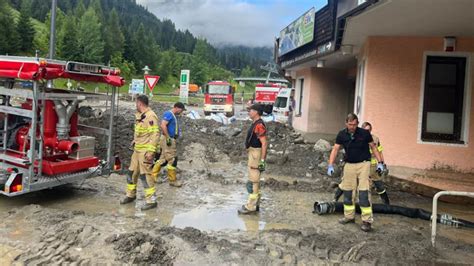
[204,111,211,116]
[226,111,234,117]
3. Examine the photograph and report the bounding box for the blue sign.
[129,79,145,94]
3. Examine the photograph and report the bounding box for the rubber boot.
[361,221,372,232]
[120,196,136,205]
[238,205,258,215]
[152,163,162,181]
[380,192,390,205]
[338,217,355,224]
[167,168,182,187]
[141,202,157,211]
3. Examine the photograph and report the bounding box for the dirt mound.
[79,100,345,182]
[105,232,172,265]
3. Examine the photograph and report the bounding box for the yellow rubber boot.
[167,166,182,187]
[151,163,162,181]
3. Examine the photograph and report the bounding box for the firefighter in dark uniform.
[327,113,385,232]
[238,104,268,215]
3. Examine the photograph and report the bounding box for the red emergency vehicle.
[203,81,235,117]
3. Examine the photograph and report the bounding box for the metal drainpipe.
[431,191,474,247]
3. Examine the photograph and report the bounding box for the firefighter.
[362,122,390,205]
[238,104,268,215]
[333,122,390,205]
[327,113,385,232]
[151,102,185,187]
[120,95,160,211]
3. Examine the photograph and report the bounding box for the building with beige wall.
[276,0,474,172]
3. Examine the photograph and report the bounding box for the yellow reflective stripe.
[371,158,377,165]
[344,204,355,211]
[135,125,159,133]
[377,145,383,152]
[134,144,157,152]
[127,184,137,191]
[377,189,386,195]
[248,193,259,200]
[144,187,156,197]
[360,206,373,216]
[166,165,176,170]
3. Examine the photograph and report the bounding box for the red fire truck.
[0,56,124,196]
[254,83,286,114]
[203,81,235,117]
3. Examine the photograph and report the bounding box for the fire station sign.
[179,70,190,104]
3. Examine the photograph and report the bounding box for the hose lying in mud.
[313,201,474,229]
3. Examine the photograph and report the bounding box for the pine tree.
[103,8,124,62]
[75,0,86,18]
[76,8,104,63]
[89,0,103,23]
[16,1,36,53]
[58,15,79,60]
[0,0,20,54]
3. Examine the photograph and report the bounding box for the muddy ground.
[1,102,474,265]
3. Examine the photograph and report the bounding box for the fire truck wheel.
[204,111,211,116]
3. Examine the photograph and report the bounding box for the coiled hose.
[313,201,474,229]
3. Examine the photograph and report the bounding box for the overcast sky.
[136,0,328,47]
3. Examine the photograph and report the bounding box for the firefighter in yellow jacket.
[362,122,390,205]
[120,95,160,210]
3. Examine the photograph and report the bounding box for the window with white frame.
[421,56,467,143]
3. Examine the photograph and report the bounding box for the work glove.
[376,162,385,176]
[166,137,172,146]
[145,152,154,162]
[327,165,334,176]
[258,160,266,172]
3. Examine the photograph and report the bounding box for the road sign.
[179,70,190,104]
[129,79,145,94]
[144,75,160,92]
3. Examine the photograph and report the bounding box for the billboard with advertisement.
[279,7,315,56]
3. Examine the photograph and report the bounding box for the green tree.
[16,1,36,53]
[76,8,104,63]
[110,53,135,82]
[75,0,86,18]
[58,15,79,60]
[132,23,156,70]
[193,38,216,64]
[189,56,208,86]
[89,0,103,23]
[0,0,19,54]
[240,65,256,77]
[103,8,124,62]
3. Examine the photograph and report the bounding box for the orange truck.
[189,84,199,94]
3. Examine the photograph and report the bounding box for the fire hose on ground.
[313,201,474,229]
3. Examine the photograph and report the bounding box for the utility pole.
[49,0,57,59]
[47,0,57,89]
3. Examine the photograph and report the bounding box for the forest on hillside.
[0,0,273,86]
